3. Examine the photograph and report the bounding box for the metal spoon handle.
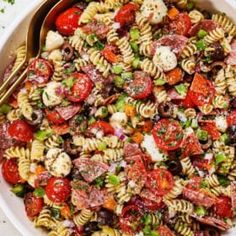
[0,68,27,106]
[0,59,26,93]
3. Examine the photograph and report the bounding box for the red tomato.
[152,119,184,151]
[141,197,162,211]
[169,13,192,36]
[67,73,93,102]
[45,109,65,125]
[192,158,212,171]
[181,133,203,157]
[45,177,71,204]
[8,120,33,142]
[158,225,175,236]
[201,121,220,140]
[227,110,236,126]
[51,123,70,135]
[88,121,114,135]
[119,205,143,234]
[27,58,53,84]
[55,7,82,36]
[189,73,215,106]
[181,90,196,108]
[186,177,203,190]
[2,159,21,184]
[213,196,233,218]
[101,46,119,63]
[24,192,43,218]
[115,3,139,27]
[145,168,174,196]
[126,73,153,100]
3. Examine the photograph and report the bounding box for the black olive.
[230,98,236,109]
[227,125,236,144]
[166,160,182,176]
[152,114,161,123]
[200,138,213,150]
[158,102,174,118]
[208,43,225,61]
[83,222,100,236]
[62,42,74,62]
[97,209,118,227]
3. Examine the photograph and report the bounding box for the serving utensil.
[0,0,78,106]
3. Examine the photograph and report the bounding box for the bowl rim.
[1,0,236,236]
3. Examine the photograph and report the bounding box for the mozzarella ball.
[141,134,166,162]
[215,116,228,132]
[110,112,128,129]
[141,0,167,24]
[45,148,72,177]
[48,49,63,62]
[153,46,177,72]
[45,30,64,51]
[42,81,63,107]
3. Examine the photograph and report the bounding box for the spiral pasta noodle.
[12,44,26,72]
[180,157,195,177]
[204,27,225,45]
[35,208,58,230]
[188,10,204,24]
[73,209,93,226]
[212,13,236,36]
[88,48,111,77]
[31,140,45,161]
[17,90,33,121]
[6,108,21,121]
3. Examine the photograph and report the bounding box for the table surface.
[0,2,32,235]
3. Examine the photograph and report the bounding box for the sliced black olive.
[83,222,100,236]
[227,125,236,144]
[166,160,182,176]
[97,208,118,227]
[158,102,174,118]
[62,42,74,62]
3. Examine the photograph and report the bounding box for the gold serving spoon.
[0,0,78,106]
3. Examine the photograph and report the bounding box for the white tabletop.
[0,2,34,235]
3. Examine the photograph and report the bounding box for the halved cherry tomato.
[189,73,215,106]
[45,177,71,204]
[101,45,119,63]
[152,119,184,151]
[166,67,183,85]
[192,158,212,171]
[27,58,53,84]
[186,177,203,190]
[126,72,153,100]
[169,13,192,36]
[227,110,236,126]
[201,121,220,140]
[213,196,233,218]
[45,109,65,125]
[145,168,174,196]
[2,159,21,185]
[24,192,43,218]
[119,205,143,234]
[158,225,175,236]
[115,3,139,27]
[51,123,70,135]
[181,90,196,108]
[181,133,203,157]
[67,73,93,102]
[88,121,114,135]
[55,6,83,36]
[8,120,33,142]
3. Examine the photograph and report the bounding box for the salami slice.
[124,143,143,158]
[188,20,218,36]
[73,158,109,183]
[55,105,81,120]
[230,181,236,216]
[81,22,109,39]
[152,34,188,57]
[125,158,147,194]
[71,181,105,210]
[191,215,231,231]
[183,187,217,208]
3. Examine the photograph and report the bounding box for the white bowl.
[1,0,236,235]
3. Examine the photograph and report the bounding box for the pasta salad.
[1,0,236,235]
